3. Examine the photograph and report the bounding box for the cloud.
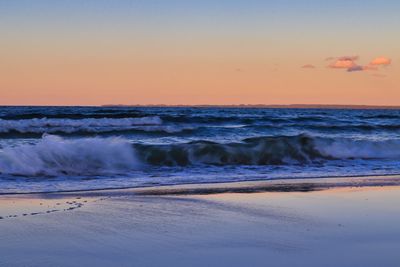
[369,57,391,66]
[309,55,392,74]
[347,65,364,72]
[328,56,358,69]
[301,64,316,69]
[347,65,378,72]
[329,59,356,69]
[326,55,387,73]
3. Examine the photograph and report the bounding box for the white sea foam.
[0,135,140,176]
[315,138,400,159]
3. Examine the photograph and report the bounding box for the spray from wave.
[0,135,140,176]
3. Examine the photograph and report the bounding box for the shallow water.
[1,106,400,193]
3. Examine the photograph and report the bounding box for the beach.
[1,176,400,267]
[2,1,400,266]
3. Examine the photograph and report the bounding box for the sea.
[0,106,400,193]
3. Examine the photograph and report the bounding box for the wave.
[0,116,162,135]
[359,114,400,120]
[0,108,145,120]
[0,135,140,176]
[0,112,145,120]
[161,115,344,124]
[135,135,400,166]
[161,115,291,124]
[2,113,399,138]
[1,134,400,177]
[247,123,400,132]
[162,115,399,129]
[0,126,196,138]
[301,124,400,132]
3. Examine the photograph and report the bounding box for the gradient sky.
[0,0,399,105]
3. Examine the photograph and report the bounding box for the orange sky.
[0,1,399,105]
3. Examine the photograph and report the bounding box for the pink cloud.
[301,64,316,69]
[369,57,391,66]
[327,56,384,73]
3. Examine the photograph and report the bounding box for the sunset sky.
[0,0,399,106]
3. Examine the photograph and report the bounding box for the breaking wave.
[1,134,400,177]
[135,135,400,166]
[0,135,140,176]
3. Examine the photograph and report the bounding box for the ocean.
[0,106,399,193]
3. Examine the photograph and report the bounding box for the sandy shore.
[1,176,400,267]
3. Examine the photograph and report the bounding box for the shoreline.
[130,174,400,196]
[2,174,400,197]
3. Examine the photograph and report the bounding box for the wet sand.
[1,176,400,267]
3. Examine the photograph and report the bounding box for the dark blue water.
[1,106,400,193]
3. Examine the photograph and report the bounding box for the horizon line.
[1,104,400,109]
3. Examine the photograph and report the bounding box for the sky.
[0,0,399,106]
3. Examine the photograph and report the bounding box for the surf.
[1,134,400,177]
